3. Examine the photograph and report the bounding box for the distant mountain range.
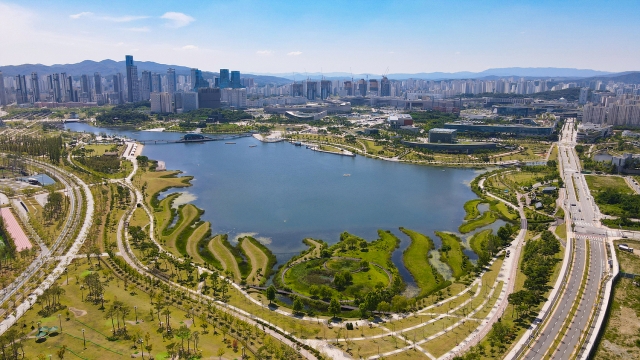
[1,61,638,84]
[267,67,619,81]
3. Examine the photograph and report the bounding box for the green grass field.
[585,175,634,195]
[469,229,492,258]
[161,204,202,258]
[400,228,449,297]
[459,211,498,233]
[435,232,473,279]
[463,199,485,220]
[208,235,242,281]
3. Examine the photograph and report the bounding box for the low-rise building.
[388,114,413,129]
[443,121,555,137]
[576,122,612,142]
[429,128,457,143]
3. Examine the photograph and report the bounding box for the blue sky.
[1,0,639,74]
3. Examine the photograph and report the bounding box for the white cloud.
[287,51,302,56]
[125,26,150,32]
[161,12,195,28]
[103,15,149,22]
[256,50,273,56]
[69,12,93,19]
[182,45,198,50]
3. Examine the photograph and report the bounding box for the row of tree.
[0,135,63,163]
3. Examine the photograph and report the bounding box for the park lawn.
[161,204,201,258]
[470,281,504,320]
[138,170,193,208]
[469,229,492,259]
[399,316,459,344]
[319,144,342,153]
[240,237,269,285]
[350,336,409,359]
[400,228,449,297]
[549,144,558,161]
[154,193,180,234]
[337,230,400,274]
[586,175,634,195]
[17,260,234,360]
[185,222,210,265]
[555,223,567,241]
[129,206,148,229]
[436,232,473,279]
[491,201,519,221]
[83,144,121,156]
[208,235,242,281]
[422,320,479,358]
[464,199,486,220]
[594,240,640,359]
[459,211,498,233]
[385,349,431,359]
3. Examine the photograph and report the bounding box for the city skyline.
[1,0,639,74]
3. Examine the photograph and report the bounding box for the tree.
[292,297,304,315]
[329,298,341,319]
[266,285,276,305]
[175,325,191,353]
[57,345,67,360]
[217,348,225,360]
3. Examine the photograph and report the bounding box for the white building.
[150,92,173,113]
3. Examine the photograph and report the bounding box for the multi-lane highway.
[519,119,610,359]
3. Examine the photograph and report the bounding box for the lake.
[65,123,492,284]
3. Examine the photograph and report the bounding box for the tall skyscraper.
[190,68,208,91]
[94,72,103,95]
[0,71,6,105]
[344,80,353,96]
[306,81,317,100]
[219,69,230,88]
[125,55,140,102]
[141,71,152,101]
[52,73,62,102]
[113,74,125,104]
[15,75,28,104]
[30,72,40,103]
[230,71,241,89]
[291,83,303,97]
[81,74,92,102]
[166,68,177,95]
[369,79,379,95]
[152,73,162,93]
[320,80,331,100]
[358,79,367,96]
[380,76,391,97]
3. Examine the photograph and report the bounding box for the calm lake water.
[66,123,491,284]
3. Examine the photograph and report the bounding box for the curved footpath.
[0,156,94,335]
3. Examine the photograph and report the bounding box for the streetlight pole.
[82,329,86,349]
[58,314,62,331]
[135,306,138,323]
[140,339,144,359]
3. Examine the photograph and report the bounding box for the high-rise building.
[291,83,303,97]
[150,92,174,113]
[166,68,177,95]
[579,87,589,105]
[30,72,40,103]
[230,71,241,88]
[16,75,28,104]
[306,81,317,100]
[61,72,72,102]
[141,71,152,101]
[125,55,140,102]
[113,74,124,104]
[320,80,331,100]
[198,88,221,109]
[94,72,102,95]
[80,74,92,102]
[190,68,208,91]
[52,73,62,102]
[0,71,6,105]
[369,79,379,95]
[344,80,353,96]
[380,76,391,97]
[152,73,162,93]
[222,88,247,108]
[180,92,198,112]
[219,69,230,88]
[357,79,367,96]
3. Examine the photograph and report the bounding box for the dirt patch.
[618,307,640,335]
[602,340,628,358]
[68,307,87,317]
